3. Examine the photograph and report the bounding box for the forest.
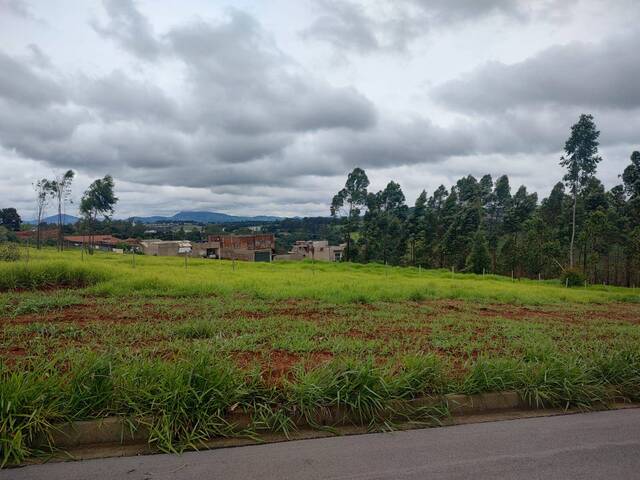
[330,115,640,287]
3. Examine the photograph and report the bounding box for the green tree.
[80,175,118,253]
[33,178,53,249]
[331,168,369,261]
[47,170,75,251]
[622,151,640,199]
[466,230,491,274]
[407,190,427,265]
[0,208,21,231]
[560,114,602,267]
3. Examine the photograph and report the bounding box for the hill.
[25,214,80,225]
[132,211,281,224]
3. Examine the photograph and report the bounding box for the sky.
[1,0,639,220]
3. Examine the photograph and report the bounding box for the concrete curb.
[38,391,527,449]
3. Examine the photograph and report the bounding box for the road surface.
[3,408,640,480]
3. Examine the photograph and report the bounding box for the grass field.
[1,248,640,465]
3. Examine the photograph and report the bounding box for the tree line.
[331,114,640,287]
[1,173,119,252]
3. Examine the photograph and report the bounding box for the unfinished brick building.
[207,234,275,262]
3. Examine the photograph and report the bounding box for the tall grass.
[7,248,639,304]
[0,261,109,291]
[2,347,640,465]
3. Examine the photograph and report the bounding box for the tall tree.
[622,151,640,199]
[48,170,75,251]
[33,178,52,249]
[466,230,491,274]
[330,168,369,261]
[407,190,427,265]
[79,175,118,253]
[560,114,602,267]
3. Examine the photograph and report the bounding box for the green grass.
[1,248,638,304]
[1,248,640,465]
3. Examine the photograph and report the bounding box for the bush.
[561,268,586,287]
[0,243,21,262]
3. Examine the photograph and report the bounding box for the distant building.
[16,228,58,242]
[139,240,192,256]
[206,234,274,262]
[274,240,345,262]
[138,234,274,262]
[64,235,140,251]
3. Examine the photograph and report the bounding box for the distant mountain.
[26,214,79,225]
[131,211,281,224]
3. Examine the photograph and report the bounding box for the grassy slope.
[1,248,640,465]
[1,248,638,304]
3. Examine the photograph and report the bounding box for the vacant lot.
[1,249,640,465]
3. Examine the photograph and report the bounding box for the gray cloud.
[166,11,376,135]
[0,0,34,19]
[0,51,65,107]
[301,0,575,54]
[0,3,377,195]
[2,0,639,219]
[78,70,178,123]
[90,0,161,60]
[433,32,640,113]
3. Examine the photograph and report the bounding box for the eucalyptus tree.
[33,178,52,249]
[330,167,369,261]
[560,114,602,267]
[48,170,75,251]
[79,175,118,253]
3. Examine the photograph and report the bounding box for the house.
[64,235,140,252]
[207,234,275,262]
[274,240,345,262]
[16,228,58,242]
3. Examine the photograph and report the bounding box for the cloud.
[433,32,640,113]
[0,0,35,20]
[165,10,376,135]
[90,0,161,60]
[2,0,639,219]
[0,51,66,107]
[78,70,178,123]
[301,0,575,55]
[0,3,377,198]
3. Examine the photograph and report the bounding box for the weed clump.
[0,243,20,262]
[561,268,586,287]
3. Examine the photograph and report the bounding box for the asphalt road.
[4,409,640,480]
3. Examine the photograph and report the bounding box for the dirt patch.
[226,300,340,322]
[474,302,640,324]
[230,349,336,384]
[5,301,202,325]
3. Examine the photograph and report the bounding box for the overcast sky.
[1,0,639,219]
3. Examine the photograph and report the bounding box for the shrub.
[561,268,586,287]
[0,243,20,262]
